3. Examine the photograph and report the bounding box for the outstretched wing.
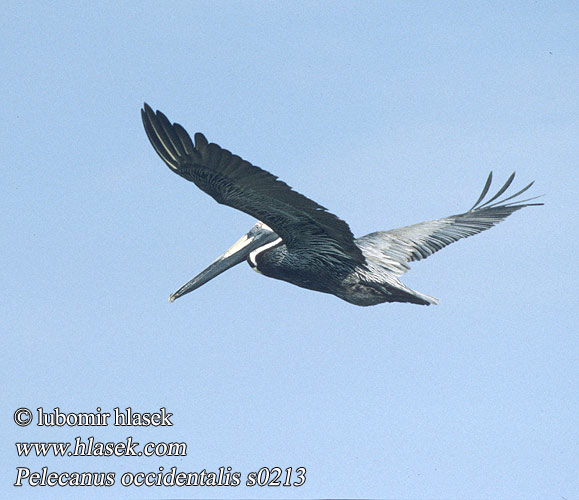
[356,172,543,276]
[142,104,364,264]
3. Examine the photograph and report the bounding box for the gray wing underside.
[357,172,543,276]
[142,104,365,264]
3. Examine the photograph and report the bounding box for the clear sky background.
[1,1,577,499]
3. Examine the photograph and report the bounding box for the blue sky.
[1,1,577,498]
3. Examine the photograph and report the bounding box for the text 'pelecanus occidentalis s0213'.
[141,104,542,306]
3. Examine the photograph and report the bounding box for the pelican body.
[142,104,542,306]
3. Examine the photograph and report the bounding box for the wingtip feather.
[470,171,541,212]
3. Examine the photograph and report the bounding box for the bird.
[141,103,542,306]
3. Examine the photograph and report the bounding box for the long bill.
[169,224,278,302]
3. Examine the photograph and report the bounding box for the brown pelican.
[141,104,542,306]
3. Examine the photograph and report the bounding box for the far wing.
[356,172,543,276]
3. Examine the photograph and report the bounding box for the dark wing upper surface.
[142,104,364,264]
[356,172,543,276]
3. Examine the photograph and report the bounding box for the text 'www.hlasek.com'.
[13,407,306,488]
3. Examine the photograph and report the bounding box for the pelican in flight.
[142,104,542,306]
